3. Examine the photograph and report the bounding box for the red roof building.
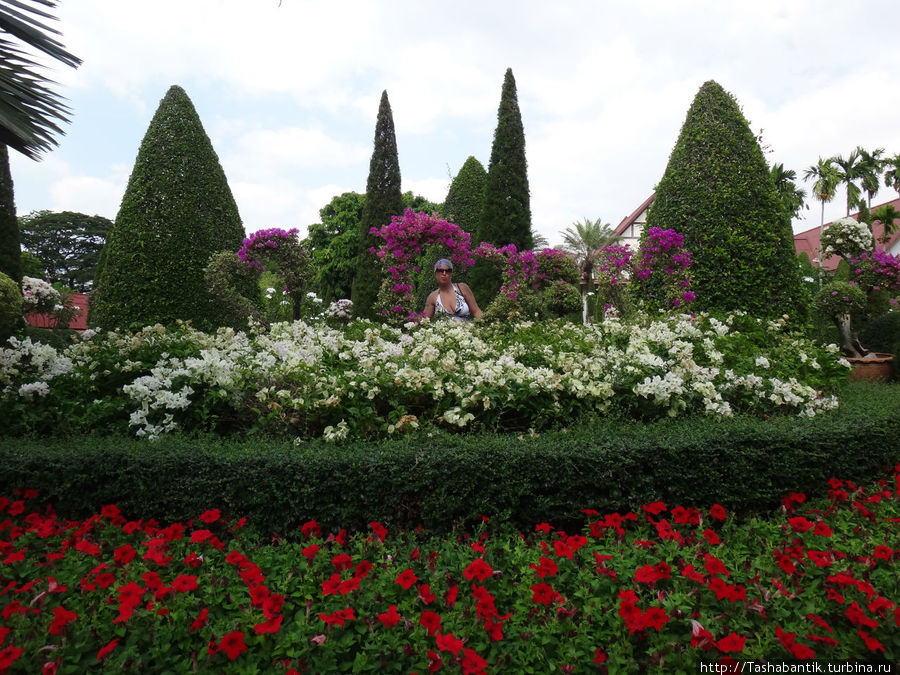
[611,194,900,268]
[24,292,89,331]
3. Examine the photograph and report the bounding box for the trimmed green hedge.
[1,382,897,536]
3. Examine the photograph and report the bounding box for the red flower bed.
[0,466,897,672]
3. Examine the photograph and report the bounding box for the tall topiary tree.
[472,69,533,304]
[644,80,807,321]
[443,156,486,236]
[0,145,21,285]
[351,90,402,319]
[91,85,245,330]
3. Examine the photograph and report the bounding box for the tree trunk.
[834,313,867,359]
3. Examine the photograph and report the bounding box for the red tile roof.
[24,292,89,331]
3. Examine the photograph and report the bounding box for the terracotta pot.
[846,353,895,382]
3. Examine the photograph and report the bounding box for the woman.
[423,258,482,321]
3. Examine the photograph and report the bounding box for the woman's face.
[435,266,452,281]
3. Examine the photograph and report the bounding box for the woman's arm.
[458,283,482,318]
[423,291,437,318]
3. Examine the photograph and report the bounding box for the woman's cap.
[434,258,453,271]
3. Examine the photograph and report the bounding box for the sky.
[9,0,900,246]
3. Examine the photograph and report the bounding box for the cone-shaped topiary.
[473,69,533,305]
[351,90,402,319]
[643,80,808,321]
[91,85,245,330]
[0,145,22,286]
[443,155,486,236]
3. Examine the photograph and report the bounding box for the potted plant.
[815,217,900,378]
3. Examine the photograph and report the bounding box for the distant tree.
[0,0,81,158]
[803,157,841,234]
[856,147,884,209]
[645,80,807,321]
[401,191,441,214]
[871,204,899,249]
[882,153,900,198]
[769,163,807,222]
[473,69,532,304]
[0,145,21,284]
[90,85,245,330]
[443,156,487,235]
[307,192,365,303]
[18,210,112,291]
[351,90,402,318]
[831,149,863,216]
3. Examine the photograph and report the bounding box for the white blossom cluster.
[0,313,849,440]
[821,217,874,259]
[20,277,62,314]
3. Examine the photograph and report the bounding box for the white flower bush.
[820,217,874,261]
[21,276,62,314]
[0,314,849,440]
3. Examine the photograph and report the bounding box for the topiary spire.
[644,80,807,321]
[91,85,245,330]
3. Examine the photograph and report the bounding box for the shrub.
[0,270,22,341]
[90,85,245,331]
[646,81,807,322]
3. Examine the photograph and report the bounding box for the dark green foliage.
[90,86,245,331]
[645,81,807,321]
[0,145,22,284]
[0,270,22,340]
[3,382,896,535]
[203,251,264,328]
[443,156,486,234]
[860,311,900,355]
[307,192,365,303]
[351,91,402,319]
[473,69,533,303]
[401,191,441,214]
[18,210,112,291]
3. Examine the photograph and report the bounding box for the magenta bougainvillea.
[237,228,312,319]
[370,209,475,321]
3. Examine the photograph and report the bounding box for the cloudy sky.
[10,0,900,245]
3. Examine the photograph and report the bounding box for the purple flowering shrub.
[817,249,900,357]
[590,228,695,319]
[474,244,581,320]
[371,210,475,323]
[236,228,313,321]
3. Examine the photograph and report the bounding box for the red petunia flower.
[530,556,558,578]
[703,553,730,577]
[301,544,318,562]
[593,648,607,664]
[427,649,443,673]
[642,501,667,516]
[97,638,119,661]
[331,553,353,571]
[873,545,893,561]
[420,610,442,636]
[369,521,388,542]
[189,607,209,632]
[445,585,459,607]
[463,558,493,582]
[319,608,355,627]
[435,631,464,655]
[354,560,373,579]
[171,575,198,593]
[218,631,248,660]
[377,604,401,628]
[716,632,746,653]
[254,614,283,635]
[395,569,419,590]
[199,509,220,524]
[300,520,320,538]
[531,582,563,605]
[417,583,437,605]
[708,503,727,521]
[48,606,77,635]
[460,647,488,675]
[703,529,721,545]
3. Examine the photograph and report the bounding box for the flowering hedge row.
[0,312,850,441]
[0,467,897,672]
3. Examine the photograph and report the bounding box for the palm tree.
[769,163,807,221]
[856,146,884,209]
[803,158,841,277]
[871,204,899,250]
[557,217,618,321]
[831,149,864,215]
[883,153,900,198]
[0,0,81,158]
